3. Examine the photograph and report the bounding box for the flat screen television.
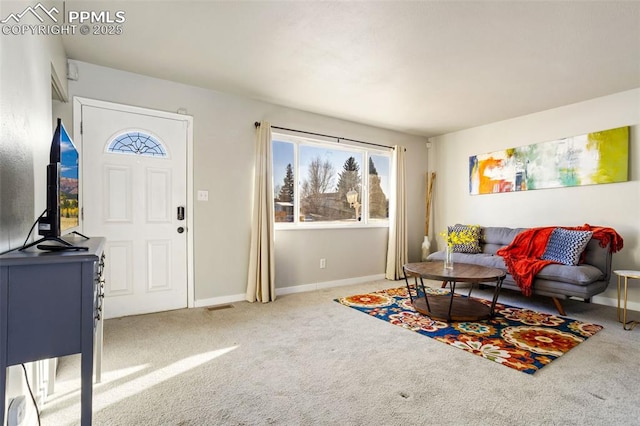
[49,119,79,234]
[21,118,87,251]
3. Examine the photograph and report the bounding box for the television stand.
[1,237,106,426]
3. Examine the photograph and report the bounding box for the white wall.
[64,60,428,304]
[0,32,66,251]
[0,24,67,425]
[429,89,640,310]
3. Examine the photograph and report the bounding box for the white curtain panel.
[246,121,276,302]
[385,145,408,280]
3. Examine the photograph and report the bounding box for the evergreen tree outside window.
[336,156,362,219]
[278,164,294,202]
[369,155,390,220]
[273,141,295,222]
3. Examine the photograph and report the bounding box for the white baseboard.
[194,274,386,308]
[194,293,246,308]
[276,274,386,296]
[592,294,640,312]
[185,278,640,318]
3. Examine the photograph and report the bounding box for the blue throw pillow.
[541,228,593,266]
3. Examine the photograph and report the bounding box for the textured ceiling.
[61,1,640,137]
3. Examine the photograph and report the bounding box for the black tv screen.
[59,124,79,233]
[38,119,79,238]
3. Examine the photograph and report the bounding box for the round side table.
[614,270,640,331]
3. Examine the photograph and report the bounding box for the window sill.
[275,221,389,231]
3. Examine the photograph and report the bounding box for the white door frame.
[73,96,195,309]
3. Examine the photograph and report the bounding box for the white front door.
[79,100,191,319]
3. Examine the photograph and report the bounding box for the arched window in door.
[107,131,168,157]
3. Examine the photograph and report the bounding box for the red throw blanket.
[496,225,623,296]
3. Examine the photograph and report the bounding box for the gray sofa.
[426,226,614,315]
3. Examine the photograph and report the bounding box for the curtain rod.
[254,121,394,150]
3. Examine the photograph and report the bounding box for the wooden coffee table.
[403,262,506,322]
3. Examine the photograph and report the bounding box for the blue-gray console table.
[0,237,105,426]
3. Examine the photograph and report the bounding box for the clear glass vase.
[444,245,454,270]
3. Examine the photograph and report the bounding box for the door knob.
[177,227,185,233]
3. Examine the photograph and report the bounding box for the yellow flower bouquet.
[439,224,481,269]
[440,225,480,248]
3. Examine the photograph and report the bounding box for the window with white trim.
[272,133,391,226]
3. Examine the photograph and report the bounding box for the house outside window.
[272,133,391,227]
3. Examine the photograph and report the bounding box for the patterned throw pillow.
[541,228,593,266]
[448,224,482,254]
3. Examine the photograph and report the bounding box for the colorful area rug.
[335,287,603,374]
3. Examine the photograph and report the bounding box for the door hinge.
[81,207,84,220]
[80,121,83,135]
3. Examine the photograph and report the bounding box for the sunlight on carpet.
[335,287,603,374]
[43,364,146,411]
[44,346,239,420]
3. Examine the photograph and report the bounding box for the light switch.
[197,190,209,201]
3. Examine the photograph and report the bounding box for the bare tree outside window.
[300,157,336,221]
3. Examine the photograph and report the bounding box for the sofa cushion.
[535,263,604,285]
[541,228,593,266]
[481,227,526,255]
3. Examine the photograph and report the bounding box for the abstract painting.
[469,126,629,195]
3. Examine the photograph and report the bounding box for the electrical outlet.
[320,258,326,269]
[8,395,26,426]
[197,190,209,201]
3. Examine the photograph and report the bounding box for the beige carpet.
[41,279,640,425]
